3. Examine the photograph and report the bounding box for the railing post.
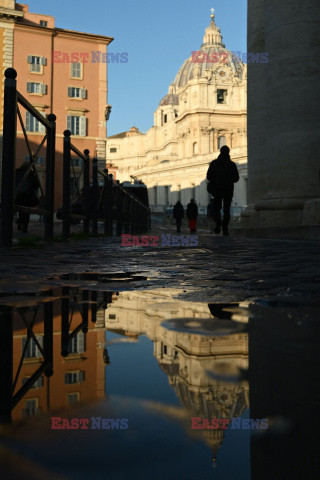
[62,130,71,239]
[107,173,114,236]
[124,195,130,234]
[43,294,54,378]
[0,68,17,247]
[61,287,70,357]
[82,290,89,333]
[103,169,108,235]
[83,149,90,235]
[92,157,98,235]
[0,307,13,423]
[45,114,56,240]
[116,182,123,236]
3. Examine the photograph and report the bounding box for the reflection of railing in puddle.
[0,288,115,424]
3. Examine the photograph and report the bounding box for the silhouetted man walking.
[206,145,239,236]
[173,200,184,233]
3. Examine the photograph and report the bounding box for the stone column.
[242,0,320,229]
[244,0,268,224]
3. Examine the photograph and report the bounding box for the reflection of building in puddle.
[11,292,110,422]
[105,290,249,460]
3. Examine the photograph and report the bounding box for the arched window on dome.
[193,142,199,155]
[218,136,226,149]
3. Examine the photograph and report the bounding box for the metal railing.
[62,130,90,239]
[0,68,56,246]
[0,69,150,245]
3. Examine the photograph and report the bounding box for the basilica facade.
[108,13,247,215]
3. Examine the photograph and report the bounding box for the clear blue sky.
[26,0,247,135]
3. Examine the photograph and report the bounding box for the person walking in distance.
[173,200,184,233]
[206,145,239,236]
[186,198,198,233]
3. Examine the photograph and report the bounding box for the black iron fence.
[0,68,56,246]
[0,68,150,246]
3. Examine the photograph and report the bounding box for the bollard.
[0,69,17,247]
[83,149,90,235]
[92,158,98,235]
[62,130,71,239]
[45,114,56,240]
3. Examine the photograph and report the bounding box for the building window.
[193,142,199,155]
[191,183,196,200]
[22,336,43,358]
[71,62,82,79]
[71,157,84,168]
[177,185,181,202]
[164,186,169,205]
[67,87,87,99]
[23,398,40,417]
[67,392,80,404]
[153,186,158,206]
[164,114,167,124]
[25,111,46,133]
[218,136,227,149]
[174,111,178,118]
[110,148,117,153]
[67,115,87,136]
[40,20,48,27]
[25,155,45,166]
[163,345,167,355]
[22,376,44,389]
[69,332,85,354]
[27,55,46,73]
[26,82,46,95]
[217,89,227,104]
[64,371,85,384]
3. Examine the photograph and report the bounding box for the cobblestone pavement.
[1,224,319,303]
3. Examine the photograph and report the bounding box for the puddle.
[0,287,319,479]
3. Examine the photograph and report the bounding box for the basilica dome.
[174,13,245,89]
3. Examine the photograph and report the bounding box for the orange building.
[12,302,107,421]
[11,2,114,207]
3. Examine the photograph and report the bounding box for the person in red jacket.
[186,199,198,233]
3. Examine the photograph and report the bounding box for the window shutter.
[40,83,47,95]
[79,371,85,382]
[27,55,32,64]
[77,332,85,353]
[64,373,70,384]
[67,115,72,132]
[36,336,43,357]
[80,88,87,99]
[79,116,86,136]
[25,111,31,132]
[67,87,73,97]
[26,82,32,93]
[39,112,46,134]
[40,57,47,66]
